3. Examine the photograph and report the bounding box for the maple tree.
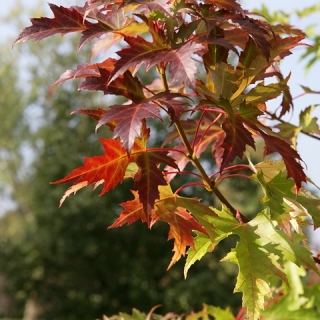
[14,0,320,319]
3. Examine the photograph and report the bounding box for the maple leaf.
[233,78,290,107]
[110,185,211,268]
[299,105,320,135]
[13,4,86,45]
[252,162,317,235]
[201,63,240,102]
[206,0,245,15]
[72,107,106,122]
[108,35,168,83]
[220,116,255,170]
[50,56,146,102]
[80,68,146,103]
[259,131,306,191]
[150,91,190,123]
[138,0,173,17]
[96,101,161,152]
[50,58,116,95]
[52,138,130,204]
[208,207,287,320]
[132,151,178,214]
[76,3,136,50]
[252,212,319,275]
[160,42,206,91]
[108,190,148,228]
[90,21,149,58]
[238,103,306,190]
[254,170,298,239]
[184,232,215,278]
[156,203,205,269]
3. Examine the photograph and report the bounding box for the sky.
[1,0,320,212]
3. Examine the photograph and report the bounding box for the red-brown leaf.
[220,117,255,170]
[109,35,169,83]
[96,101,161,152]
[108,190,148,228]
[156,203,205,269]
[133,151,179,214]
[109,185,209,268]
[160,42,206,91]
[206,0,245,15]
[80,69,146,103]
[14,4,87,45]
[52,138,130,199]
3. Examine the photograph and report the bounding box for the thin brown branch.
[265,110,320,142]
[157,64,249,223]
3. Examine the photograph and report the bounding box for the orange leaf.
[52,138,130,203]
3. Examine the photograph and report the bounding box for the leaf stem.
[266,110,320,142]
[157,64,248,222]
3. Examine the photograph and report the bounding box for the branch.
[157,64,249,223]
[265,110,320,142]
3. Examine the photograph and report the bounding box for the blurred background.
[0,0,320,319]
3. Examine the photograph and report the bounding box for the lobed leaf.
[108,35,169,83]
[220,116,255,171]
[110,185,209,268]
[133,151,178,215]
[207,207,287,320]
[184,232,214,278]
[52,138,130,203]
[13,4,86,45]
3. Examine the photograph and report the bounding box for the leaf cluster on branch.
[14,0,320,319]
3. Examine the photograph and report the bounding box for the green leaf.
[297,188,320,228]
[184,231,214,278]
[251,212,319,274]
[205,305,235,320]
[208,207,287,320]
[299,105,320,134]
[185,304,235,320]
[233,80,286,107]
[253,162,320,230]
[254,170,294,217]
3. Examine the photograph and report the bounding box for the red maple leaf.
[160,42,206,91]
[156,203,205,269]
[150,91,190,123]
[108,190,148,228]
[75,4,129,49]
[52,138,130,204]
[50,58,116,95]
[50,58,145,102]
[13,4,87,45]
[109,186,209,268]
[96,102,161,152]
[108,35,169,83]
[206,0,245,15]
[238,104,306,190]
[132,151,179,214]
[220,116,255,170]
[71,108,106,122]
[80,68,146,103]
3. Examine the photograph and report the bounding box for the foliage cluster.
[13,0,320,319]
[1,34,241,319]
